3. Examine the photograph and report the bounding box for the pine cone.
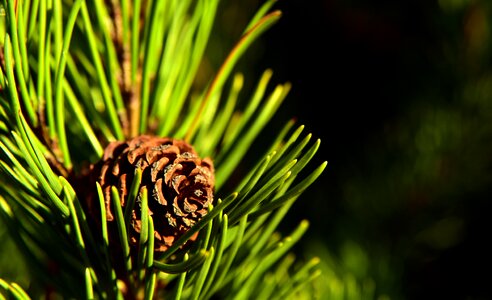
[87,135,215,253]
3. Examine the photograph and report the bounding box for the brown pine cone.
[86,135,215,253]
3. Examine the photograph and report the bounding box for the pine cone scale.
[150,157,170,182]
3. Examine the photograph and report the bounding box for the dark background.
[251,0,492,299]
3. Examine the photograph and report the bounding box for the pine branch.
[0,1,327,299]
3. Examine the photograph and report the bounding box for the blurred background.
[253,0,492,299]
[2,0,492,299]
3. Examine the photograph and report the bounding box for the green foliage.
[0,0,326,299]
